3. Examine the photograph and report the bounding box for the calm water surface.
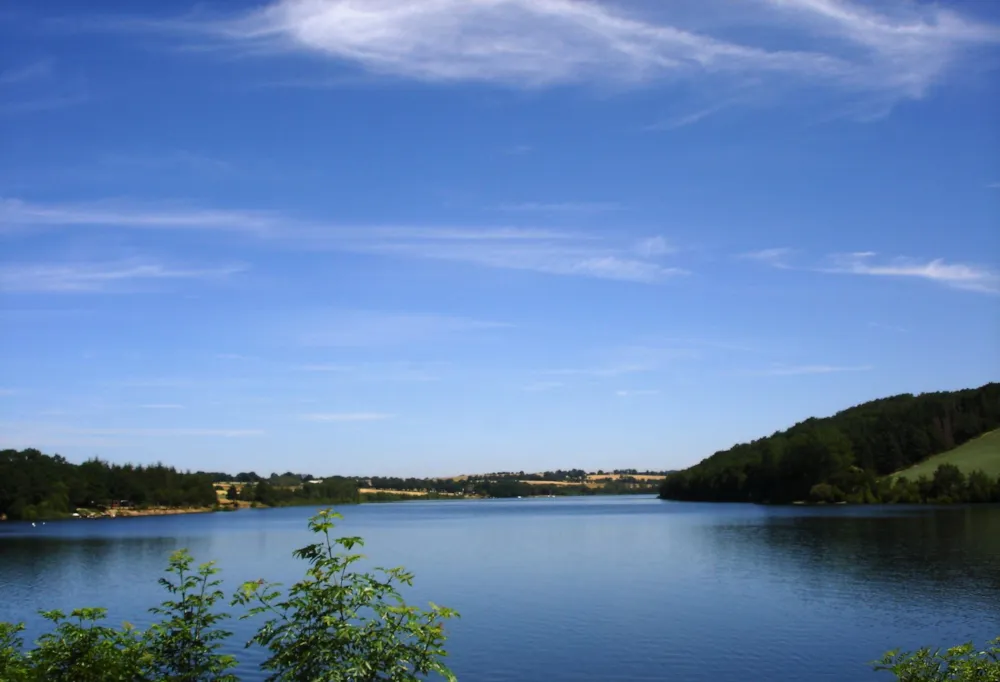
[1,497,998,681]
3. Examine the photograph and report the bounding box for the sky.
[1,0,998,477]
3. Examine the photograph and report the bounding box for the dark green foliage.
[364,471,660,498]
[0,510,457,681]
[240,477,360,507]
[234,509,458,681]
[0,449,218,521]
[6,609,148,682]
[875,638,1000,681]
[146,551,236,681]
[660,383,1000,504]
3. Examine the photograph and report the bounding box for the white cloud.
[522,381,564,392]
[2,198,685,284]
[494,202,622,213]
[99,151,233,174]
[148,0,1000,110]
[634,236,673,257]
[295,364,354,372]
[503,144,533,155]
[299,311,509,347]
[825,252,1000,294]
[615,389,660,397]
[645,103,729,131]
[548,345,699,378]
[0,260,246,293]
[868,321,908,333]
[22,425,264,437]
[0,94,90,116]
[301,412,393,422]
[750,364,873,376]
[739,247,794,268]
[0,198,278,234]
[86,427,263,437]
[295,361,443,382]
[0,60,53,86]
[139,404,185,409]
[0,60,90,115]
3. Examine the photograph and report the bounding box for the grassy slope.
[894,429,1000,479]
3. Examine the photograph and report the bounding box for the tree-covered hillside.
[659,383,1000,504]
[0,448,219,520]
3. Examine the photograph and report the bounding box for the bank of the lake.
[2,496,998,682]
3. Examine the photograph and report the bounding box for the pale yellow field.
[518,479,583,486]
[586,474,666,482]
[359,488,429,496]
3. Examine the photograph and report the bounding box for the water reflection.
[0,500,998,682]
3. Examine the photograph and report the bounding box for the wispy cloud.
[868,322,908,334]
[295,364,354,373]
[1,198,278,234]
[296,362,443,382]
[0,388,17,397]
[503,144,533,155]
[645,103,729,131]
[988,182,1000,189]
[547,345,699,378]
[84,427,263,437]
[0,60,53,86]
[749,364,873,376]
[0,59,89,115]
[139,404,185,409]
[1,423,265,438]
[99,151,233,174]
[615,389,660,397]
[2,198,686,284]
[825,252,1000,294]
[494,202,623,213]
[300,412,393,423]
[299,311,509,347]
[738,247,794,268]
[0,93,89,115]
[115,0,1000,112]
[0,260,247,293]
[634,236,673,257]
[522,381,563,392]
[744,248,1000,294]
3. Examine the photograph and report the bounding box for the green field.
[894,429,1000,480]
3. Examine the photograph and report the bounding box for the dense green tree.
[0,449,218,521]
[0,510,456,681]
[660,383,1000,504]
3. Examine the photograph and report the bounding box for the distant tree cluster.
[361,471,660,498]
[237,478,359,507]
[0,449,218,521]
[660,383,1000,504]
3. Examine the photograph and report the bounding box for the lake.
[1,497,998,681]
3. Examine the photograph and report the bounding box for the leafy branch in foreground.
[875,638,1000,681]
[0,509,458,681]
[234,509,458,682]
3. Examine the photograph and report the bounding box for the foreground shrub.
[875,638,1000,681]
[0,509,457,681]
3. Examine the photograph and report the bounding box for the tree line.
[659,382,1000,504]
[0,449,219,521]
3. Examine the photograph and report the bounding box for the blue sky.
[1,0,998,477]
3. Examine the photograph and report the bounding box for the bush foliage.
[0,509,457,681]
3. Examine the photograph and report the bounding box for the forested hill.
[659,383,1000,504]
[0,449,219,521]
